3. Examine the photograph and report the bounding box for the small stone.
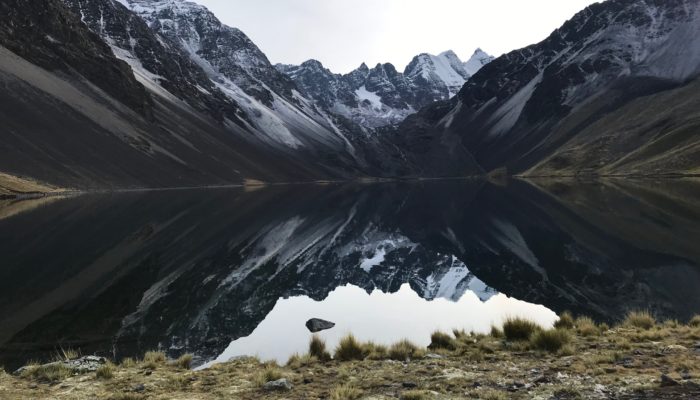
[533,375,551,384]
[663,345,687,353]
[132,384,146,393]
[402,382,418,388]
[681,372,693,380]
[472,382,482,388]
[660,374,680,387]
[263,378,293,391]
[305,318,335,333]
[28,384,38,389]
[425,353,444,359]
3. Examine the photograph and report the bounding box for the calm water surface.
[1,179,699,370]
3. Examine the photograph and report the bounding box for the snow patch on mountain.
[280,49,493,129]
[463,48,496,76]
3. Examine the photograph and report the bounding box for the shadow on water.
[0,178,699,369]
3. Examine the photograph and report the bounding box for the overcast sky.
[194,0,601,73]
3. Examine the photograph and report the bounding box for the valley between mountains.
[1,0,700,194]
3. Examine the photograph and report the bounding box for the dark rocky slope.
[397,0,700,176]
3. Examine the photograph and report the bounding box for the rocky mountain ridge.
[398,0,700,176]
[277,49,494,129]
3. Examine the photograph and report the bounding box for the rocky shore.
[1,312,699,399]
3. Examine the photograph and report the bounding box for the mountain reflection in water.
[1,179,699,369]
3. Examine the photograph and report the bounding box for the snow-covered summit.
[463,48,496,76]
[279,49,494,129]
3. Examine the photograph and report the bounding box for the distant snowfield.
[207,283,556,367]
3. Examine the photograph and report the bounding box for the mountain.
[277,49,493,129]
[398,0,700,176]
[1,0,416,190]
[463,48,495,76]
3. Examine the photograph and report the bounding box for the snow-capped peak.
[463,48,495,76]
[404,50,471,96]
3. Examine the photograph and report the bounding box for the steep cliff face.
[0,0,151,115]
[399,0,700,176]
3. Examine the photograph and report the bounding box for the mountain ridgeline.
[276,49,494,129]
[399,0,700,177]
[0,0,699,190]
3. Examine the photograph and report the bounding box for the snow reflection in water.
[208,283,556,366]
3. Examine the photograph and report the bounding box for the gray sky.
[194,0,601,73]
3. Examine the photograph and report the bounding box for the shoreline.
[2,173,699,201]
[2,312,699,399]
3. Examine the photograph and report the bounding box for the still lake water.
[1,179,700,369]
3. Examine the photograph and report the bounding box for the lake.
[1,179,700,370]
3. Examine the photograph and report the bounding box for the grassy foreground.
[2,312,700,399]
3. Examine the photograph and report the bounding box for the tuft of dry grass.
[576,316,600,336]
[401,390,431,400]
[120,357,136,368]
[252,364,283,387]
[330,383,363,400]
[364,342,389,360]
[689,315,700,327]
[490,326,504,338]
[503,318,541,341]
[143,351,167,364]
[334,334,367,361]
[286,353,317,369]
[623,311,656,330]
[54,347,79,362]
[95,362,115,380]
[173,354,193,370]
[108,394,146,400]
[554,311,575,330]
[388,339,424,361]
[480,390,508,400]
[530,329,571,352]
[429,331,457,350]
[453,329,469,340]
[309,335,332,362]
[21,363,72,382]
